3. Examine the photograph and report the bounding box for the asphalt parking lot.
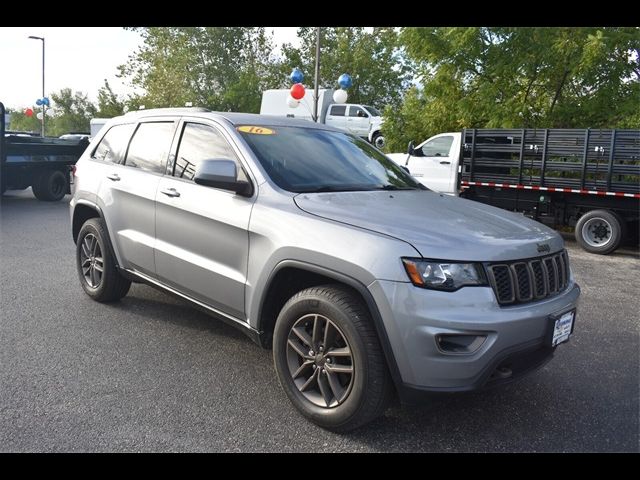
[1,189,638,452]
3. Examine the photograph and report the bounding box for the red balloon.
[290,83,305,100]
[25,108,34,117]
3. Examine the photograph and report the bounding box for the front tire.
[372,132,385,149]
[575,209,625,255]
[76,218,131,302]
[273,285,393,432]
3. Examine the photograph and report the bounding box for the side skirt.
[119,267,263,346]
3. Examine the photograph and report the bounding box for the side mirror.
[194,159,252,196]
[407,140,415,156]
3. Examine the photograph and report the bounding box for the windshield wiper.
[295,185,376,193]
[375,185,418,191]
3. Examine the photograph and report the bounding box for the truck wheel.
[76,218,131,302]
[32,170,68,201]
[273,285,393,432]
[575,209,625,255]
[372,133,385,149]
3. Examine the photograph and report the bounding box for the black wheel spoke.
[291,325,313,349]
[325,364,353,375]
[300,368,318,392]
[292,360,313,379]
[311,314,322,347]
[325,369,346,403]
[286,313,354,409]
[287,339,310,360]
[327,346,351,357]
[317,371,332,407]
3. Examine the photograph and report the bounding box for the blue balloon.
[338,73,352,89]
[42,97,50,106]
[290,68,304,84]
[35,98,43,106]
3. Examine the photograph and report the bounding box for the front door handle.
[439,161,451,165]
[106,173,120,181]
[160,188,181,198]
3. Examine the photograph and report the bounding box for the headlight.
[402,258,488,291]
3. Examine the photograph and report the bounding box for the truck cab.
[387,132,461,195]
[259,90,385,148]
[325,104,384,148]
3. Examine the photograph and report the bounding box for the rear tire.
[76,218,131,302]
[273,285,393,432]
[32,170,67,201]
[575,209,625,255]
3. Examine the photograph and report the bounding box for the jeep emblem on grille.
[537,243,551,253]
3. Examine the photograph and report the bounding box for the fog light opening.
[436,334,486,355]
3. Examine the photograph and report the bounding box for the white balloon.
[46,109,55,117]
[36,112,44,120]
[286,95,300,108]
[333,89,348,104]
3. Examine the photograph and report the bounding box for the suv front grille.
[487,251,570,306]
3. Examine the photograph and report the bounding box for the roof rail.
[124,107,211,116]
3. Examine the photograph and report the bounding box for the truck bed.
[460,128,640,196]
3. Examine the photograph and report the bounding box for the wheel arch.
[257,260,404,391]
[72,200,103,244]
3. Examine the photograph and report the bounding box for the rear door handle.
[439,161,451,165]
[106,173,120,181]
[160,188,181,198]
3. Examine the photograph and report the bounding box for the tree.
[7,89,96,136]
[118,27,281,113]
[383,27,640,152]
[48,88,97,135]
[278,27,411,109]
[96,79,126,118]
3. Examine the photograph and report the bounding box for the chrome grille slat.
[488,251,570,306]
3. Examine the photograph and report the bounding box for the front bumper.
[368,279,580,399]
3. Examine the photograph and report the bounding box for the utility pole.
[313,27,321,123]
[28,35,45,137]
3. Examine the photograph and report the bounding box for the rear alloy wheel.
[76,218,131,302]
[273,285,393,432]
[575,209,625,255]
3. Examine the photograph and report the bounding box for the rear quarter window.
[91,123,136,163]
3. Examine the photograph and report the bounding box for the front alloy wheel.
[273,285,393,431]
[286,313,355,408]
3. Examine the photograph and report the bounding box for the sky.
[0,27,300,110]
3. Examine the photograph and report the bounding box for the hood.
[294,190,563,262]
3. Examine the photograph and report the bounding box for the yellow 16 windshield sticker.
[238,126,275,135]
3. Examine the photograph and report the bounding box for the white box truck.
[260,89,385,148]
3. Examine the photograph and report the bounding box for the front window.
[363,105,381,116]
[421,136,454,157]
[238,126,425,193]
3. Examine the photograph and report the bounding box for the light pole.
[28,35,45,137]
[312,27,321,123]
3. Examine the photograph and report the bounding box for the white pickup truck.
[260,89,385,148]
[387,128,640,255]
[387,132,462,195]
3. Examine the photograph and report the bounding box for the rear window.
[124,122,175,174]
[91,124,135,163]
[329,105,346,116]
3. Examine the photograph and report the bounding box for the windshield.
[238,126,424,193]
[363,105,381,117]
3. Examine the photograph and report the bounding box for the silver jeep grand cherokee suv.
[70,108,580,431]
